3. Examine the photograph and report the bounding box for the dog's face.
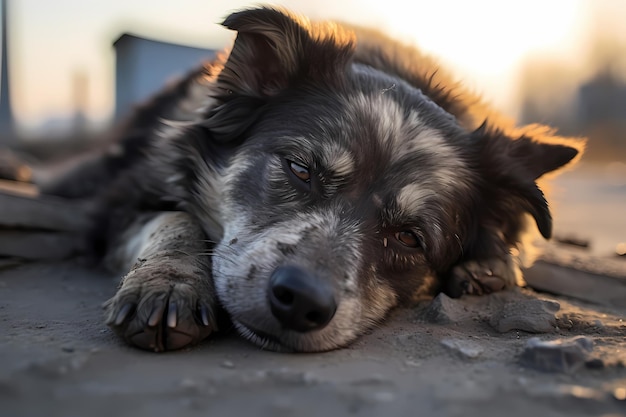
[174,8,581,351]
[212,78,475,351]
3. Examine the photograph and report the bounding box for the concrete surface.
[1,163,625,417]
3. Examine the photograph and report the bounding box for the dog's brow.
[321,143,355,178]
[395,184,437,220]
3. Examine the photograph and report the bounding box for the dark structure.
[113,33,215,120]
[577,70,626,129]
[0,0,15,144]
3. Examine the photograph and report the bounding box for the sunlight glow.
[9,0,590,129]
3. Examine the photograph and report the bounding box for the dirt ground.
[1,163,626,417]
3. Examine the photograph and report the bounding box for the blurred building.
[576,70,626,155]
[113,33,215,120]
[577,71,626,129]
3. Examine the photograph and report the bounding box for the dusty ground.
[1,163,626,417]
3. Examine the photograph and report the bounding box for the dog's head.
[175,7,582,351]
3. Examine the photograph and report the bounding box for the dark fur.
[46,7,583,352]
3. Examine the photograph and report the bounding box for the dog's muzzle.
[267,265,337,332]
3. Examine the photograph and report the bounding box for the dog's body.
[43,7,582,352]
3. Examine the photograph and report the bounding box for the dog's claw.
[198,305,211,327]
[167,302,178,328]
[105,280,216,352]
[148,301,166,327]
[113,303,135,326]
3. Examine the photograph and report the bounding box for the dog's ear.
[472,123,584,239]
[203,7,354,142]
[217,7,355,97]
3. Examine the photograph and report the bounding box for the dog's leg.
[103,211,217,351]
[445,254,521,298]
[444,228,524,298]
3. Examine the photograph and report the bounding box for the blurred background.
[0,0,624,257]
[1,0,625,156]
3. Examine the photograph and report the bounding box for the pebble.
[371,391,395,403]
[179,378,199,390]
[421,293,467,324]
[221,360,235,369]
[490,299,560,333]
[440,338,484,359]
[249,368,317,386]
[519,336,594,373]
[404,360,421,368]
[584,358,605,369]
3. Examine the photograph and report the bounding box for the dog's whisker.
[454,233,464,257]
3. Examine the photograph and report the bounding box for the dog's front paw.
[104,265,217,352]
[445,256,521,298]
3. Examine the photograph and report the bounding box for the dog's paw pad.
[446,257,519,298]
[104,281,216,352]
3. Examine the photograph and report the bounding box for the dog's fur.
[44,7,583,352]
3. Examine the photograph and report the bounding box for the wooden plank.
[0,257,23,270]
[0,230,85,260]
[0,190,91,232]
[524,243,626,309]
[524,261,626,309]
[0,179,37,196]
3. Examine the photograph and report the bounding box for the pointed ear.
[475,123,584,180]
[472,123,585,239]
[217,7,355,97]
[504,124,584,179]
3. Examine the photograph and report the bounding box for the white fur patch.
[343,92,466,170]
[344,93,410,148]
[321,142,355,178]
[396,184,438,216]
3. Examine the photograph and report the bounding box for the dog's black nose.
[268,265,337,332]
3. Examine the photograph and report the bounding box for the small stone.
[61,346,75,353]
[404,360,421,368]
[440,338,484,359]
[421,293,467,324]
[490,299,560,333]
[585,358,605,369]
[592,319,605,330]
[520,336,594,373]
[179,378,198,389]
[221,360,235,369]
[371,391,395,403]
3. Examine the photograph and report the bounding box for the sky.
[3,0,613,131]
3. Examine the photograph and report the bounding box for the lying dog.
[41,7,583,352]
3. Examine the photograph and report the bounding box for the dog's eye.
[289,161,311,183]
[395,231,421,248]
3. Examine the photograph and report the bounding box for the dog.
[39,6,583,352]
